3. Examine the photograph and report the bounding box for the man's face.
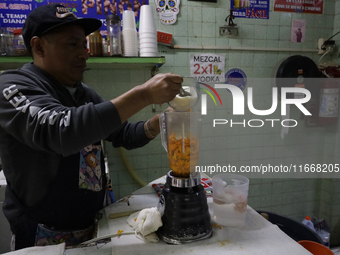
[40,25,89,86]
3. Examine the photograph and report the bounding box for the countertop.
[65,176,314,255]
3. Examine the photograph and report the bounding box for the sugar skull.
[155,0,180,25]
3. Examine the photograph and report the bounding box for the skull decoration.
[155,0,180,25]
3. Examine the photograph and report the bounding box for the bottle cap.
[305,216,311,220]
[106,14,121,23]
[13,29,22,35]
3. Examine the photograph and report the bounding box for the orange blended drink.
[167,133,199,177]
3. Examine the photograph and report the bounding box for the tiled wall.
[83,0,340,247]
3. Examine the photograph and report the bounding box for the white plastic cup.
[139,46,158,52]
[140,38,157,44]
[138,32,157,39]
[123,10,136,31]
[139,42,157,47]
[139,36,157,42]
[139,5,156,33]
[212,173,249,227]
[140,52,159,57]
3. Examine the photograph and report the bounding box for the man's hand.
[110,73,183,123]
[141,73,183,105]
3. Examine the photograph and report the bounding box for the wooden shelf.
[0,56,166,70]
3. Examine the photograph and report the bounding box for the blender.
[156,78,212,244]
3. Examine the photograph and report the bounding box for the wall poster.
[230,0,269,19]
[273,0,323,14]
[291,19,306,43]
[0,0,148,34]
[190,53,226,83]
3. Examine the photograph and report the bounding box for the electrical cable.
[321,30,340,50]
[318,47,331,65]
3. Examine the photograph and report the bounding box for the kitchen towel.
[126,207,162,243]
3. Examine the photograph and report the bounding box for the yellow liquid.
[234,0,240,8]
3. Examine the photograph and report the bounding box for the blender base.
[156,171,213,245]
[158,229,213,245]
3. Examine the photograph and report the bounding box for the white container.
[139,5,156,33]
[122,10,136,31]
[212,173,249,227]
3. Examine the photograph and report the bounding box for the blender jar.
[159,110,202,177]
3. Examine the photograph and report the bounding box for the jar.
[88,29,103,57]
[106,14,122,56]
[13,29,28,56]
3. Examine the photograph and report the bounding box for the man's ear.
[30,36,45,57]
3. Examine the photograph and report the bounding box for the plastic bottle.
[302,216,315,232]
[88,29,103,57]
[13,29,28,56]
[316,229,330,247]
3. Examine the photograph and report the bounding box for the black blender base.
[156,172,213,245]
[158,229,213,245]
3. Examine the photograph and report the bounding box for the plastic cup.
[139,37,157,44]
[139,27,157,34]
[139,42,157,48]
[212,173,249,227]
[139,48,158,54]
[122,10,136,31]
[140,52,159,57]
[138,33,157,39]
[139,5,156,33]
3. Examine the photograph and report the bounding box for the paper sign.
[230,0,269,19]
[0,0,148,34]
[274,0,323,14]
[291,19,306,43]
[190,54,225,83]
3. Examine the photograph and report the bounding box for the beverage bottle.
[88,29,103,57]
[302,216,315,232]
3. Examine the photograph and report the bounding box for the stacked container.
[122,10,138,57]
[139,5,158,57]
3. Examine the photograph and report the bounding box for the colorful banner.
[273,0,323,14]
[230,0,269,19]
[0,0,148,34]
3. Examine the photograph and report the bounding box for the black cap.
[22,4,102,52]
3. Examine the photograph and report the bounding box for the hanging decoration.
[154,0,180,25]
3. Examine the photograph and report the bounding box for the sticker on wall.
[230,0,269,19]
[225,68,247,91]
[155,0,180,25]
[190,54,226,83]
[291,19,305,43]
[274,0,323,14]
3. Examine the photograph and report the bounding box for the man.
[0,4,182,250]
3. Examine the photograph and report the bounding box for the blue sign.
[0,0,148,34]
[230,0,269,19]
[225,68,247,91]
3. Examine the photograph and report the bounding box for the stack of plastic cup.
[139,5,158,57]
[122,10,138,57]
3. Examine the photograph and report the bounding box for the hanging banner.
[0,0,148,34]
[273,0,323,14]
[230,0,269,19]
[190,54,226,83]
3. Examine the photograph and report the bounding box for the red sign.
[273,0,323,14]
